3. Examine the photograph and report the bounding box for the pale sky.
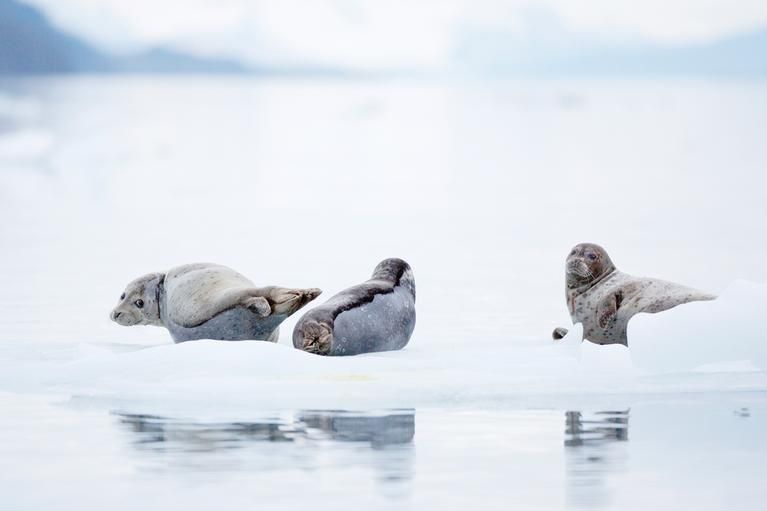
[25,0,767,71]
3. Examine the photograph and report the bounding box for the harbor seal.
[293,258,416,356]
[110,263,321,343]
[553,243,716,346]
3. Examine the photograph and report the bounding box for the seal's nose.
[111,311,121,321]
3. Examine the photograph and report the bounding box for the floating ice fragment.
[629,280,767,373]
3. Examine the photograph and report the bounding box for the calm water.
[0,393,764,510]
[0,76,766,509]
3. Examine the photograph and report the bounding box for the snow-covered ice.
[1,278,762,421]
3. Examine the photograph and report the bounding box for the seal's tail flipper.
[552,327,569,340]
[266,287,322,315]
[296,320,333,355]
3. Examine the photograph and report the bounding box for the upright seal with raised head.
[293,258,416,356]
[110,263,321,343]
[553,243,716,346]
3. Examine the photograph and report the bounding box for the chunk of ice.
[629,280,767,373]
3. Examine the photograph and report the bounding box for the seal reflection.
[564,410,630,509]
[114,409,415,484]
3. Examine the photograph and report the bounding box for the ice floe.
[0,280,764,417]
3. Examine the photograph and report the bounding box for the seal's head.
[565,243,615,289]
[372,258,415,300]
[110,272,165,326]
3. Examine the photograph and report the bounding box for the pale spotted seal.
[553,243,716,346]
[293,258,416,356]
[110,263,321,343]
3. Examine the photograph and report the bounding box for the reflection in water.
[564,410,630,508]
[114,409,415,489]
[300,411,415,448]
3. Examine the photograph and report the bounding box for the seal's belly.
[166,308,287,343]
[574,298,631,345]
[573,273,631,345]
[331,287,416,356]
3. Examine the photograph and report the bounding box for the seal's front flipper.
[263,287,322,316]
[597,292,622,329]
[170,287,275,328]
[241,296,271,317]
[552,327,569,340]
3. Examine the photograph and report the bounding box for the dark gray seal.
[293,258,416,356]
[110,263,321,343]
[553,243,716,346]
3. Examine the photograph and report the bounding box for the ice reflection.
[114,409,415,486]
[564,410,630,508]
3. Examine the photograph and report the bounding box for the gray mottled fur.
[110,263,320,343]
[293,258,416,356]
[554,243,716,346]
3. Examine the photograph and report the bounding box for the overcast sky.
[25,0,767,70]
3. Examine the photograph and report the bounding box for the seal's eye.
[120,293,125,300]
[587,253,598,261]
[134,299,144,309]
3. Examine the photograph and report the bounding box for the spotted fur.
[110,263,321,343]
[553,243,716,346]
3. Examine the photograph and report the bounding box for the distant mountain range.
[2,0,766,77]
[0,0,246,74]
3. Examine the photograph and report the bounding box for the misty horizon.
[4,0,767,76]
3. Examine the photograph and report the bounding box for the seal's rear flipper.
[297,320,333,355]
[552,327,569,340]
[264,287,322,316]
